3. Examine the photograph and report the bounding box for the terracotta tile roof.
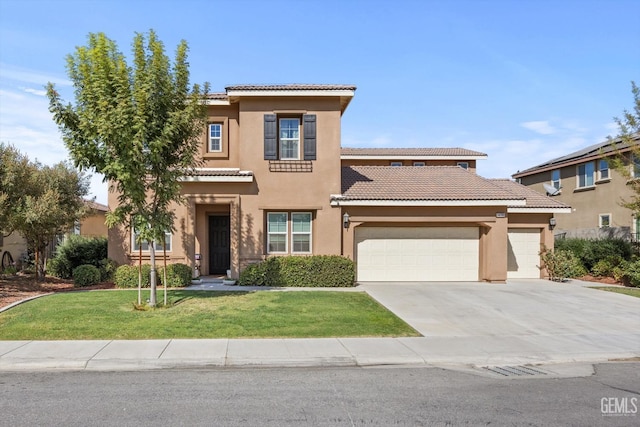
[205,92,229,100]
[226,84,357,91]
[341,147,487,157]
[489,179,570,209]
[513,134,640,178]
[85,200,108,212]
[340,166,522,201]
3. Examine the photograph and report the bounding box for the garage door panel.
[507,229,541,279]
[355,227,479,282]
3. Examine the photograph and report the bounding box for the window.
[633,154,640,178]
[267,212,312,254]
[598,159,609,180]
[279,118,300,160]
[264,114,316,161]
[390,161,403,166]
[457,162,469,169]
[132,230,172,252]
[73,221,81,235]
[208,123,222,152]
[291,213,312,253]
[551,169,561,190]
[599,214,611,228]
[413,162,425,166]
[267,213,288,253]
[577,162,595,188]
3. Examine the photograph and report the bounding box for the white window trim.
[267,212,288,254]
[551,169,561,190]
[457,162,469,169]
[597,159,610,181]
[576,162,595,188]
[208,123,222,153]
[291,212,312,254]
[279,118,300,160]
[599,213,611,228]
[132,230,172,252]
[413,162,425,166]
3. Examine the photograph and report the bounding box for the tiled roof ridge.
[225,84,357,91]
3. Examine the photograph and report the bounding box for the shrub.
[540,248,587,282]
[98,258,118,281]
[621,260,640,287]
[72,264,101,287]
[114,264,152,288]
[239,256,355,287]
[158,263,192,287]
[48,236,108,279]
[590,256,625,277]
[555,238,632,271]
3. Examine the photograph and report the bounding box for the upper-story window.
[577,162,595,188]
[413,162,425,166]
[551,169,561,190]
[598,159,609,180]
[390,161,403,166]
[279,118,300,160]
[208,123,222,152]
[264,114,316,161]
[599,214,611,228]
[633,154,640,178]
[457,162,469,169]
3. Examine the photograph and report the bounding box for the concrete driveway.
[359,279,640,361]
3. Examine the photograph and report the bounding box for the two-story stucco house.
[512,136,640,240]
[108,84,569,282]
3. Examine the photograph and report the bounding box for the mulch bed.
[0,273,115,310]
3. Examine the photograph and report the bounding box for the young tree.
[607,81,640,215]
[0,143,90,280]
[47,30,208,306]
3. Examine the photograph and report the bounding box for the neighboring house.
[512,136,640,240]
[107,84,569,282]
[0,200,108,270]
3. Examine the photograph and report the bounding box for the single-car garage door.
[507,229,541,279]
[355,227,479,282]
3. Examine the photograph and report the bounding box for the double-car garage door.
[355,226,542,282]
[355,227,480,282]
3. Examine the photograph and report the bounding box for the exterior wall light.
[549,217,556,230]
[343,212,350,229]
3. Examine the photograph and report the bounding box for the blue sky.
[1,0,638,204]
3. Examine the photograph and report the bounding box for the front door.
[209,215,230,275]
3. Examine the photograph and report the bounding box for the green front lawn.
[590,287,640,298]
[0,290,419,340]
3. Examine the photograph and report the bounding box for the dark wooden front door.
[209,215,230,275]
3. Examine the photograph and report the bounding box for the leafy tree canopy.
[607,81,640,214]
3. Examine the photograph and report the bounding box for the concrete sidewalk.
[1,334,638,371]
[1,279,639,371]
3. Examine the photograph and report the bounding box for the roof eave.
[341,155,487,160]
[330,199,526,207]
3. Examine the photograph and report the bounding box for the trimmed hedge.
[159,263,192,287]
[48,236,108,279]
[239,256,355,287]
[72,264,101,287]
[114,264,152,288]
[114,263,192,288]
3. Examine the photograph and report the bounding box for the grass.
[590,286,640,298]
[0,290,419,340]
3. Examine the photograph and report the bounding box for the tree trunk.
[163,244,167,306]
[137,244,142,305]
[149,241,157,307]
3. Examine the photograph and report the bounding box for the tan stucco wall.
[519,164,634,235]
[80,212,107,237]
